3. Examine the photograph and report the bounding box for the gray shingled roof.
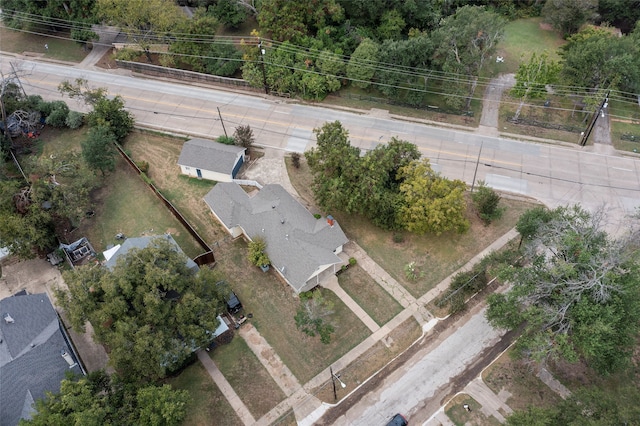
[0,293,82,426]
[104,234,198,272]
[177,138,245,174]
[204,183,348,293]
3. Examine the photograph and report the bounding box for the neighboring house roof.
[104,235,198,272]
[0,293,83,426]
[177,138,245,174]
[204,183,348,293]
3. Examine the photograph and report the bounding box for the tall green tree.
[81,125,117,175]
[305,121,360,212]
[57,238,227,383]
[0,0,98,43]
[542,0,598,37]
[96,0,185,61]
[487,205,640,374]
[23,372,188,426]
[346,38,380,89]
[398,159,469,235]
[433,6,505,110]
[560,26,640,99]
[257,0,344,43]
[511,51,560,121]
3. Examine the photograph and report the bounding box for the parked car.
[216,281,243,314]
[386,413,408,426]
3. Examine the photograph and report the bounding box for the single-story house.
[177,138,246,182]
[204,182,349,294]
[0,293,84,426]
[104,234,198,272]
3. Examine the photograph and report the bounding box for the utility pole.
[330,366,337,400]
[258,38,268,95]
[471,141,484,193]
[217,107,228,137]
[579,91,610,147]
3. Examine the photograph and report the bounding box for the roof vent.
[272,204,276,209]
[281,218,285,224]
[61,349,78,368]
[3,313,14,324]
[285,234,289,240]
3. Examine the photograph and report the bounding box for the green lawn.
[211,337,286,419]
[0,26,88,62]
[487,17,566,76]
[77,158,203,257]
[338,264,403,326]
[611,120,640,152]
[166,361,242,426]
[214,240,371,384]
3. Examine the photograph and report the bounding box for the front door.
[196,169,202,178]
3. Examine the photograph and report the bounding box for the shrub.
[472,181,504,224]
[43,101,70,127]
[392,232,404,243]
[313,213,321,219]
[136,160,149,173]
[65,111,84,129]
[233,125,254,149]
[217,135,236,145]
[291,152,301,168]
[248,237,270,267]
[349,257,357,266]
[114,48,139,61]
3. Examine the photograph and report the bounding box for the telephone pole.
[258,39,268,95]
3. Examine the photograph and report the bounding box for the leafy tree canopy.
[56,237,227,383]
[487,205,640,374]
[559,26,640,96]
[22,371,188,426]
[432,5,506,109]
[542,0,598,37]
[398,159,469,235]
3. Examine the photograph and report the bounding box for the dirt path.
[478,73,515,135]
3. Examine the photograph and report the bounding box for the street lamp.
[257,38,268,95]
[330,366,346,400]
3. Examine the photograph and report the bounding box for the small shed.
[177,138,246,182]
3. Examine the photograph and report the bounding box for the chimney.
[327,215,334,227]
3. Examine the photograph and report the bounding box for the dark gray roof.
[204,183,348,293]
[177,138,245,174]
[0,293,82,426]
[104,234,198,272]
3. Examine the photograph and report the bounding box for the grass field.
[446,394,501,426]
[611,120,640,152]
[0,25,88,62]
[338,264,403,326]
[487,17,565,76]
[214,240,372,383]
[166,362,242,426]
[286,156,534,298]
[211,337,286,419]
[483,350,563,412]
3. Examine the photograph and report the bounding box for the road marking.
[22,77,535,170]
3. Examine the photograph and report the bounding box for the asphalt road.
[4,58,640,227]
[333,307,504,426]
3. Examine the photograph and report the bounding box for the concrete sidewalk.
[464,377,513,423]
[197,350,256,425]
